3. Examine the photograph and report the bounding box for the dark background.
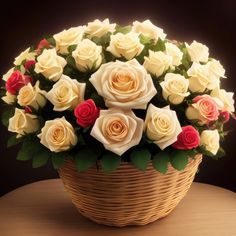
[0,0,235,196]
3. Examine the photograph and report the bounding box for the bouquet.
[1,19,235,173]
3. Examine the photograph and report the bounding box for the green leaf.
[150,38,166,51]
[130,149,151,171]
[115,25,131,34]
[181,47,191,69]
[51,152,65,169]
[1,109,14,127]
[170,150,188,171]
[139,34,152,45]
[152,151,170,174]
[101,152,121,172]
[46,37,56,46]
[7,135,23,148]
[75,147,99,172]
[66,56,76,68]
[67,44,77,53]
[32,149,50,168]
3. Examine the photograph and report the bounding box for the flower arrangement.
[1,19,235,173]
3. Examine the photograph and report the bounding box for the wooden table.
[0,180,235,236]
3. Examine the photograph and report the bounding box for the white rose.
[145,104,182,150]
[72,39,102,72]
[160,73,190,104]
[17,81,46,110]
[38,117,77,152]
[2,68,14,81]
[89,59,157,109]
[144,50,172,77]
[34,48,67,81]
[53,26,84,54]
[107,32,144,60]
[186,40,209,63]
[165,42,183,66]
[187,62,219,92]
[46,74,85,111]
[14,47,36,66]
[207,59,226,79]
[211,88,235,113]
[86,18,116,38]
[8,108,39,138]
[91,108,143,156]
[2,91,16,104]
[132,19,166,41]
[200,130,220,155]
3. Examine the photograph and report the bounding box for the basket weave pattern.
[58,154,202,226]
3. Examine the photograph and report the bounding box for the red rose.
[36,38,51,54]
[24,60,36,70]
[6,70,32,95]
[172,125,200,150]
[74,99,100,128]
[219,111,230,123]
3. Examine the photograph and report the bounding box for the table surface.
[0,180,235,236]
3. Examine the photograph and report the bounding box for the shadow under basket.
[58,154,202,227]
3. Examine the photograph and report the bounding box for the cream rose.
[8,108,39,138]
[38,117,77,152]
[165,42,183,66]
[144,50,172,77]
[89,59,157,109]
[107,32,144,60]
[86,18,116,38]
[160,73,189,104]
[187,62,219,92]
[2,68,14,81]
[72,39,102,72]
[17,81,46,110]
[46,74,85,111]
[14,47,36,66]
[91,108,143,156]
[207,59,226,79]
[200,130,220,155]
[34,48,67,81]
[186,40,209,63]
[2,91,16,104]
[53,26,84,54]
[132,19,166,41]
[145,104,182,150]
[211,88,235,113]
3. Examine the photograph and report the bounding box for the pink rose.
[74,99,99,128]
[186,95,219,125]
[36,38,51,54]
[172,125,200,150]
[24,60,36,70]
[6,70,32,95]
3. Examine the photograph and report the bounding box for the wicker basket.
[58,154,202,227]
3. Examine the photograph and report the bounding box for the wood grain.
[0,179,235,236]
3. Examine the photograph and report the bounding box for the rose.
[132,19,166,41]
[91,108,143,156]
[53,26,84,54]
[8,108,39,138]
[200,130,220,155]
[34,48,67,81]
[72,39,102,72]
[186,95,220,125]
[160,73,189,104]
[36,38,51,54]
[1,92,16,104]
[165,42,183,66]
[6,70,32,95]
[187,62,219,93]
[145,104,182,150]
[89,59,157,109]
[46,74,85,111]
[172,125,200,150]
[219,111,230,123]
[2,68,14,82]
[24,60,36,70]
[185,40,209,63]
[207,59,226,79]
[17,81,46,110]
[86,18,116,38]
[143,50,172,77]
[107,32,144,60]
[211,88,235,113]
[14,47,36,66]
[38,117,77,152]
[74,99,99,128]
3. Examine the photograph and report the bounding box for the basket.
[58,154,202,227]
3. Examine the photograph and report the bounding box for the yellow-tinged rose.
[90,108,143,156]
[165,42,183,66]
[38,117,77,152]
[2,91,16,104]
[200,130,219,155]
[14,48,36,66]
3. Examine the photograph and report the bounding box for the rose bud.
[172,125,200,150]
[36,38,51,54]
[219,111,230,123]
[74,99,100,128]
[24,60,36,70]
